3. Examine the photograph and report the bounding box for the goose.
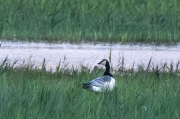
[82,59,115,92]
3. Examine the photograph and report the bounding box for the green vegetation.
[1,57,180,118]
[0,0,180,42]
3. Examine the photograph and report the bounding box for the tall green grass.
[0,0,180,43]
[0,57,180,118]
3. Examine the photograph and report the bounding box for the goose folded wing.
[84,76,112,87]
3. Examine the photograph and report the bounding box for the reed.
[0,0,180,43]
[0,57,180,118]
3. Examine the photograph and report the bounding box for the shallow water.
[0,41,180,71]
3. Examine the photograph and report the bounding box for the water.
[0,41,180,71]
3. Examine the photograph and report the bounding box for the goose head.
[98,59,108,66]
[98,59,110,70]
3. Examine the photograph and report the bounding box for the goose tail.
[82,82,90,89]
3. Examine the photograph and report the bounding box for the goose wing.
[83,75,112,88]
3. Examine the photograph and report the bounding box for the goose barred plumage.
[82,59,115,92]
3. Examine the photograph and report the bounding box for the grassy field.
[0,0,180,43]
[0,57,180,118]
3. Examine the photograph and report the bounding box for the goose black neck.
[105,61,110,73]
[103,61,113,77]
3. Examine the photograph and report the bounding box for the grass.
[0,0,180,43]
[0,57,180,118]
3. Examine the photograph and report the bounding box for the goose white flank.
[82,59,115,92]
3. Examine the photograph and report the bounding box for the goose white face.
[98,59,107,66]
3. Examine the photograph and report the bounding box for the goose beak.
[98,60,103,64]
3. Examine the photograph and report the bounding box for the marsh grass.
[0,57,180,118]
[1,0,180,43]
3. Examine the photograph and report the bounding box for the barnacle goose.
[82,59,115,92]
